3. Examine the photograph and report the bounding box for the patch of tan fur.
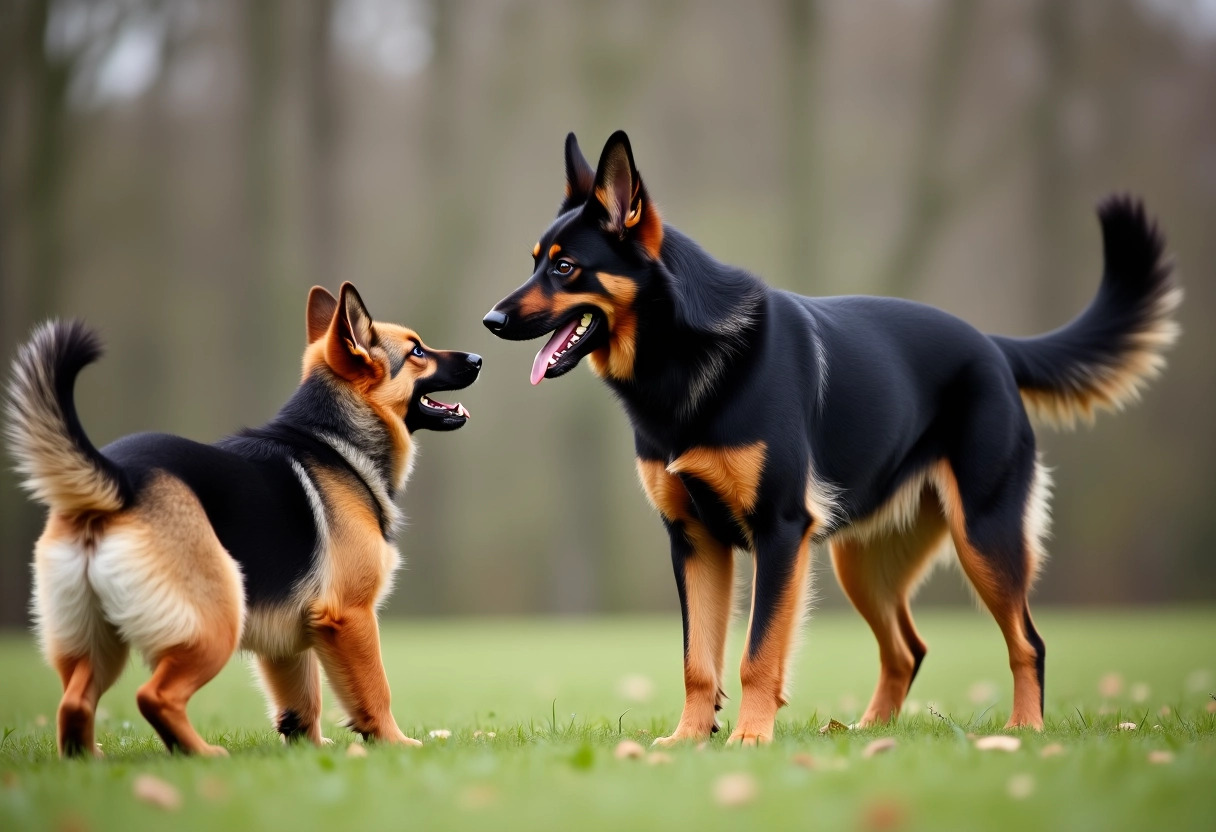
[548,243,562,260]
[666,442,767,521]
[532,242,541,258]
[804,463,844,539]
[1022,285,1182,430]
[311,466,401,611]
[587,273,639,381]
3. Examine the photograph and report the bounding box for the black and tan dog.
[5,283,479,756]
[485,131,1180,743]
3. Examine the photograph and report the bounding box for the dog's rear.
[6,322,244,757]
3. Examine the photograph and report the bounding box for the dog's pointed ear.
[325,282,379,380]
[589,130,663,259]
[558,132,596,216]
[306,286,338,343]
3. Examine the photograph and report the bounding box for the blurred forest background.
[1,0,1214,627]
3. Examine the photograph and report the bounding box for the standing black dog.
[484,131,1179,744]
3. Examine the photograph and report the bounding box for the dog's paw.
[725,727,771,747]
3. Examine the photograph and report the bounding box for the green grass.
[2,609,1215,831]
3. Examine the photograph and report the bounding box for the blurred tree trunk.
[1030,0,1073,319]
[877,0,977,297]
[237,0,284,419]
[0,0,75,627]
[305,0,339,289]
[783,0,821,292]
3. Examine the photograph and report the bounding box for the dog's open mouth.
[530,311,601,385]
[408,390,471,431]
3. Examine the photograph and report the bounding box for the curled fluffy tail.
[5,320,130,514]
[991,195,1182,429]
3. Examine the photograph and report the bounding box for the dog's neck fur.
[604,226,766,430]
[269,373,409,515]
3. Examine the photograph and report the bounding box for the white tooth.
[571,335,580,343]
[575,326,587,335]
[581,313,592,325]
[549,357,557,365]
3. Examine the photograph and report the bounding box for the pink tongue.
[530,319,580,386]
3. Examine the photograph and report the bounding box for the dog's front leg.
[730,521,812,746]
[653,520,734,747]
[310,604,421,746]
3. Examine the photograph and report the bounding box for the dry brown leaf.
[1207,701,1216,714]
[133,775,182,811]
[646,752,674,766]
[614,740,646,760]
[791,752,816,769]
[1147,750,1175,765]
[863,738,897,758]
[1039,743,1066,758]
[196,776,229,802]
[713,772,758,807]
[1118,722,1138,731]
[346,743,368,758]
[819,719,849,735]
[1006,774,1035,799]
[1098,672,1124,698]
[974,735,1021,752]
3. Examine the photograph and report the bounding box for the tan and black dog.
[485,131,1180,743]
[5,282,479,757]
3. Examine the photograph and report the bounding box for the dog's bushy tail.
[990,195,1181,430]
[5,320,130,514]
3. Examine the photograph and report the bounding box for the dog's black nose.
[466,353,482,370]
[482,310,508,332]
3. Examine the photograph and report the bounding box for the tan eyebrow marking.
[532,242,541,258]
[549,244,562,260]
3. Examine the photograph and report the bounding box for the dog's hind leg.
[258,650,326,745]
[831,489,947,726]
[33,519,130,758]
[730,519,813,746]
[937,432,1049,730]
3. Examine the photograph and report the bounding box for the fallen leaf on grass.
[713,772,758,807]
[1039,743,1066,758]
[974,735,1021,752]
[33,715,47,728]
[346,743,367,758]
[459,784,499,810]
[1130,683,1150,703]
[196,776,229,802]
[1207,701,1216,714]
[863,738,897,758]
[819,719,849,735]
[133,775,182,811]
[1006,774,1035,799]
[860,798,907,831]
[1147,750,1175,765]
[1118,722,1138,731]
[968,681,998,704]
[614,740,646,760]
[647,751,673,766]
[617,674,655,703]
[428,729,451,740]
[791,752,816,769]
[1098,673,1124,698]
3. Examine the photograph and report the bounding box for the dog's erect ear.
[306,286,338,343]
[589,130,663,259]
[558,132,596,216]
[325,282,379,380]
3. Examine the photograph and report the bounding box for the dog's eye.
[554,260,575,277]
[411,345,425,358]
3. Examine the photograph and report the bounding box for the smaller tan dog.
[6,283,480,756]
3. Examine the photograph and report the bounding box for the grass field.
[2,608,1215,831]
